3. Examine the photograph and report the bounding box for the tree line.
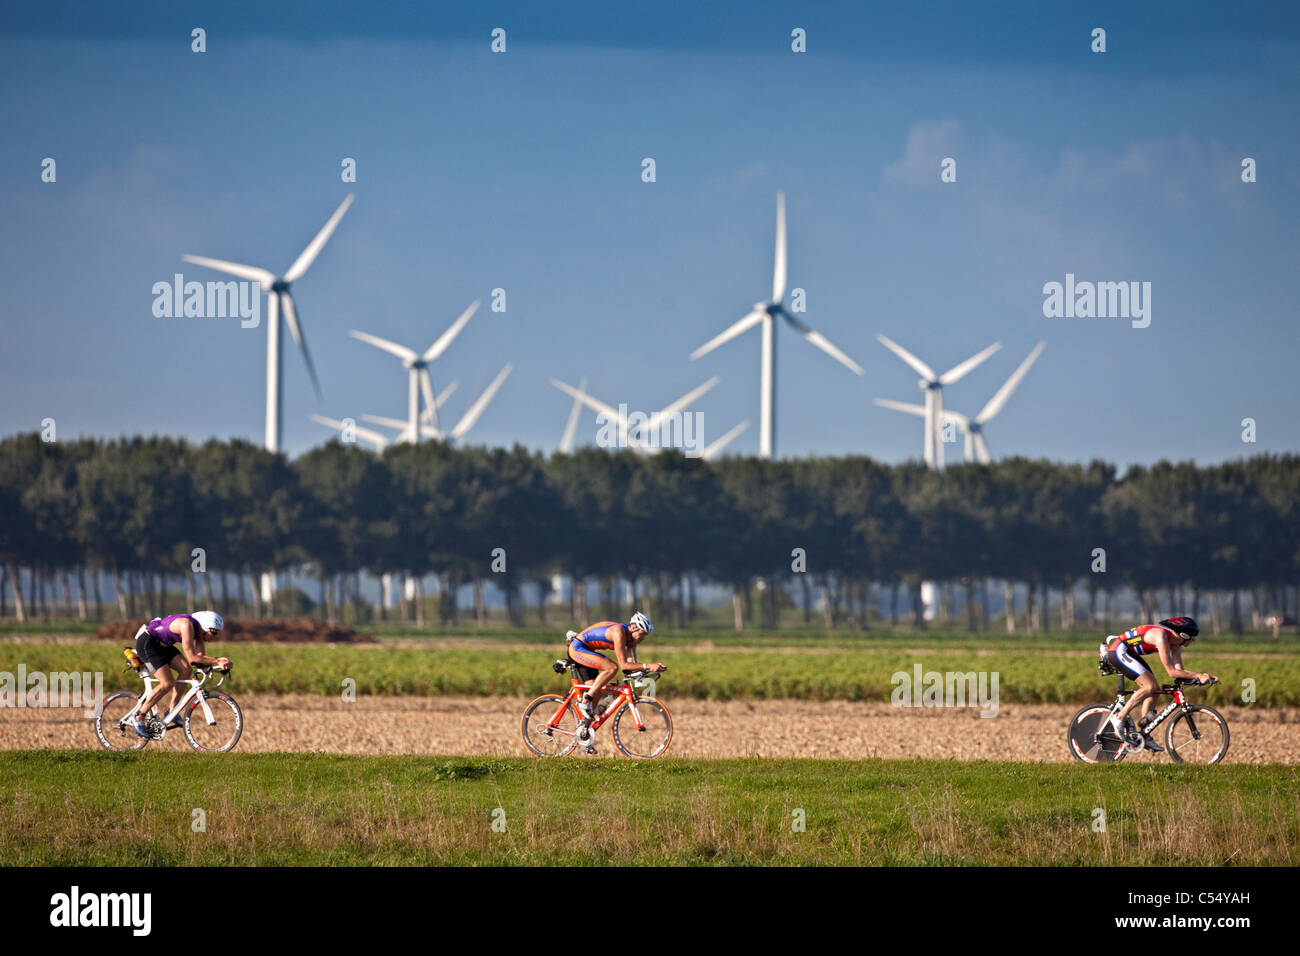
[1,432,1296,634]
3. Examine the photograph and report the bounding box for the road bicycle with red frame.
[520,659,673,758]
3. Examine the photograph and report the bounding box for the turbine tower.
[874,334,1001,470]
[690,192,863,458]
[183,194,354,453]
[348,300,480,443]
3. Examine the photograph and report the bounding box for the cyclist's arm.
[176,620,222,666]
[611,626,646,672]
[1154,633,1204,682]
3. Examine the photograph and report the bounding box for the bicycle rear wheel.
[1067,704,1127,763]
[611,697,673,759]
[94,691,149,751]
[184,691,244,752]
[1165,704,1229,764]
[521,695,579,757]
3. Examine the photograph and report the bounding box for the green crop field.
[1,751,1296,866]
[3,640,1296,706]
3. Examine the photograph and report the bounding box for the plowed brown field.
[4,695,1298,762]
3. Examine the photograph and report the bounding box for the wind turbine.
[359,380,460,443]
[690,192,863,458]
[348,301,480,443]
[877,342,1047,463]
[415,363,515,445]
[874,335,1002,470]
[550,377,720,453]
[558,378,589,453]
[183,194,354,453]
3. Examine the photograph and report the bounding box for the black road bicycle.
[1068,657,1228,764]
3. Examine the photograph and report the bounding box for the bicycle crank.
[147,717,167,740]
[575,725,597,748]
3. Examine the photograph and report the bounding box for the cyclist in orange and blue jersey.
[1103,616,1216,751]
[568,611,664,727]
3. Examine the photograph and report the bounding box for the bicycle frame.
[120,669,220,728]
[549,676,649,732]
[1105,670,1191,737]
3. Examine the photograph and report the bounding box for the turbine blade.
[360,414,411,430]
[283,194,354,282]
[702,420,750,460]
[280,293,321,399]
[310,415,389,449]
[418,423,446,441]
[873,398,928,418]
[784,313,864,375]
[974,432,992,464]
[772,191,787,303]
[559,377,587,452]
[452,363,513,440]
[181,255,275,288]
[875,334,936,381]
[937,341,1002,385]
[348,329,418,364]
[422,300,480,363]
[975,341,1046,423]
[644,377,720,433]
[690,310,765,360]
[942,408,972,429]
[550,379,627,427]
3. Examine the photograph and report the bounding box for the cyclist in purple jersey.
[132,610,230,737]
[568,611,664,728]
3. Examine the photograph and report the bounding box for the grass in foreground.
[1,751,1297,866]
[4,642,1296,706]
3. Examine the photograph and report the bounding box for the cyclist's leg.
[569,643,616,715]
[134,637,179,720]
[1114,654,1155,728]
[166,652,193,715]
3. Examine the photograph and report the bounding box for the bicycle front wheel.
[1067,704,1127,763]
[1165,704,1230,764]
[184,691,244,752]
[521,695,579,757]
[611,697,673,759]
[94,691,150,751]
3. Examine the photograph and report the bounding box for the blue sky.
[2,1,1298,468]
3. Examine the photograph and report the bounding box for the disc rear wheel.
[1067,704,1127,763]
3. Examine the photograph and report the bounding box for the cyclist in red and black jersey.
[1103,616,1216,751]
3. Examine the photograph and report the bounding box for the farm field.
[3,639,1297,706]
[4,693,1299,763]
[1,750,1296,866]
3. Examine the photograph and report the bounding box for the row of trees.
[1,432,1297,633]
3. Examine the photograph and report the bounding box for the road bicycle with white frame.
[94,653,243,752]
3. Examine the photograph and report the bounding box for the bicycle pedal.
[583,746,597,754]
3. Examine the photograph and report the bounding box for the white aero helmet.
[628,611,653,634]
[193,611,224,634]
